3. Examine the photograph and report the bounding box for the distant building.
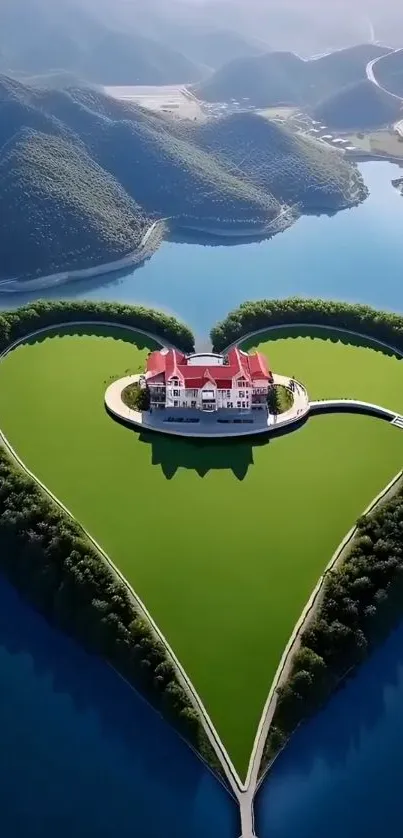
[145,348,273,413]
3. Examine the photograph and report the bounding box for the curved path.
[366,48,403,102]
[3,319,403,838]
[0,219,167,294]
[0,322,244,806]
[105,372,310,439]
[224,322,403,824]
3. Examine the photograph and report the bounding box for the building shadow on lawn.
[139,431,257,480]
[242,325,403,360]
[137,418,308,480]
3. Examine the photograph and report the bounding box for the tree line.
[262,481,403,772]
[0,300,194,355]
[0,301,219,766]
[0,446,219,770]
[211,297,403,353]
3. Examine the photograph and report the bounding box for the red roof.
[146,348,270,386]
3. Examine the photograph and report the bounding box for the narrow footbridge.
[310,398,403,428]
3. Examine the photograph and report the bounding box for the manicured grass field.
[0,325,402,778]
[242,325,403,411]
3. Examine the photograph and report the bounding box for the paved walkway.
[105,373,310,439]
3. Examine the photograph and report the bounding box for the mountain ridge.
[0,75,367,285]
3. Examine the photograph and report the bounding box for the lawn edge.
[0,321,245,799]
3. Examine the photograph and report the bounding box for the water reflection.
[1,163,403,341]
[256,620,403,838]
[0,576,238,838]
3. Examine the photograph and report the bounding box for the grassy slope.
[0,326,403,778]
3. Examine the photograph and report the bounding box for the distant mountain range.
[0,74,366,283]
[196,44,393,108]
[0,0,202,85]
[0,0,271,85]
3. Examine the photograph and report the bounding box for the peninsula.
[0,74,367,288]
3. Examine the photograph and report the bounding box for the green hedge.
[211,297,403,353]
[262,481,403,772]
[0,300,194,355]
[0,447,219,768]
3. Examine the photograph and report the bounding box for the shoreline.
[256,468,403,792]
[0,180,367,297]
[0,219,167,295]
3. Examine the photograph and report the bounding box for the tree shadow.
[167,228,274,248]
[20,324,155,352]
[242,324,403,361]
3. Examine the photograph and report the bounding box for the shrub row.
[211,297,403,353]
[0,446,219,768]
[0,299,194,355]
[262,480,403,771]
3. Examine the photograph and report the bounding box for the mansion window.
[173,389,180,397]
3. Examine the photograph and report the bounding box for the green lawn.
[0,324,402,779]
[242,325,403,411]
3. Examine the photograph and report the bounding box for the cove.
[2,162,403,341]
[0,575,238,838]
[255,617,403,838]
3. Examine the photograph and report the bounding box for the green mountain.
[313,79,402,131]
[0,75,367,283]
[196,44,392,107]
[194,112,363,209]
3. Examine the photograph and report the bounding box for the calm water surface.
[0,577,238,838]
[257,621,403,838]
[2,162,403,342]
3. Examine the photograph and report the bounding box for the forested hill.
[313,79,402,131]
[0,75,367,283]
[196,44,392,107]
[192,112,363,211]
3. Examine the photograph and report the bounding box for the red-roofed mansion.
[144,347,273,413]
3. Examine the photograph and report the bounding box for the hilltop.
[313,79,402,131]
[0,75,367,284]
[196,44,392,107]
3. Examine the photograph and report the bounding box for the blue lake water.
[256,621,403,838]
[0,576,238,838]
[3,158,403,835]
[2,162,403,344]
